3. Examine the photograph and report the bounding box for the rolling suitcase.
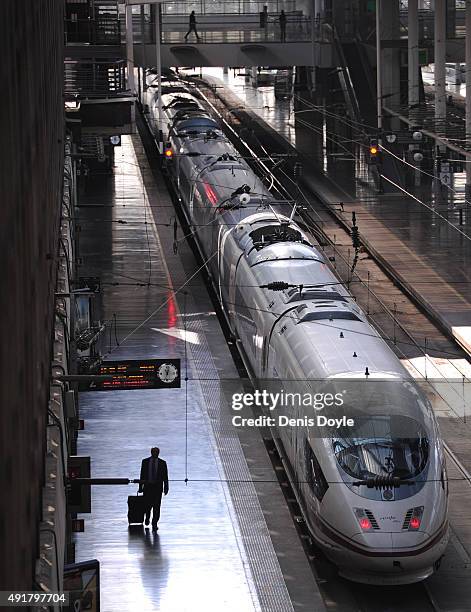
[127,492,146,525]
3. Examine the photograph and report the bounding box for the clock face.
[158,363,178,383]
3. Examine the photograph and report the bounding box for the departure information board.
[91,359,181,390]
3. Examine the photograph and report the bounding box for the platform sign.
[440,172,451,186]
[90,358,181,390]
[439,162,451,186]
[68,456,91,513]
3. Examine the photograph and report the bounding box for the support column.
[408,0,421,185]
[155,2,163,151]
[381,0,401,113]
[466,0,471,198]
[140,5,148,91]
[376,0,382,130]
[125,4,135,93]
[408,0,419,108]
[434,0,447,136]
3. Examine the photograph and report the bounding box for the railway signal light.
[164,142,173,159]
[368,140,381,165]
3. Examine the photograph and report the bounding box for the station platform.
[73,132,325,611]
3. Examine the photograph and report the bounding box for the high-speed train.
[143,77,449,584]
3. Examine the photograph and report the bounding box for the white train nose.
[352,532,393,549]
[391,531,431,547]
[351,530,430,549]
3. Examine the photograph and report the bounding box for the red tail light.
[403,506,424,530]
[359,518,372,530]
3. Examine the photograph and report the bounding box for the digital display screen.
[92,358,181,390]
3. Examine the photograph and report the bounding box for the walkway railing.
[65,14,335,46]
[160,0,297,15]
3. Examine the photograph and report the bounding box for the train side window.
[305,440,329,502]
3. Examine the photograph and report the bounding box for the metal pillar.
[434,0,447,135]
[466,0,471,197]
[408,0,419,108]
[376,0,382,130]
[125,4,135,93]
[381,0,401,117]
[141,5,148,90]
[155,3,163,151]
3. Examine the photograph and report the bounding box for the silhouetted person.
[279,10,287,42]
[139,447,169,531]
[185,11,200,41]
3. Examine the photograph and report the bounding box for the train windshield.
[332,415,429,480]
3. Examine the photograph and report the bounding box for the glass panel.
[333,415,429,480]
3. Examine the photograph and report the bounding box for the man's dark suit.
[139,457,169,527]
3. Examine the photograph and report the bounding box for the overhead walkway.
[65,6,334,68]
[136,11,333,67]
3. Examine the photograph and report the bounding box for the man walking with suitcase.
[139,447,169,531]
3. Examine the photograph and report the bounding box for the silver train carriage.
[143,83,449,585]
